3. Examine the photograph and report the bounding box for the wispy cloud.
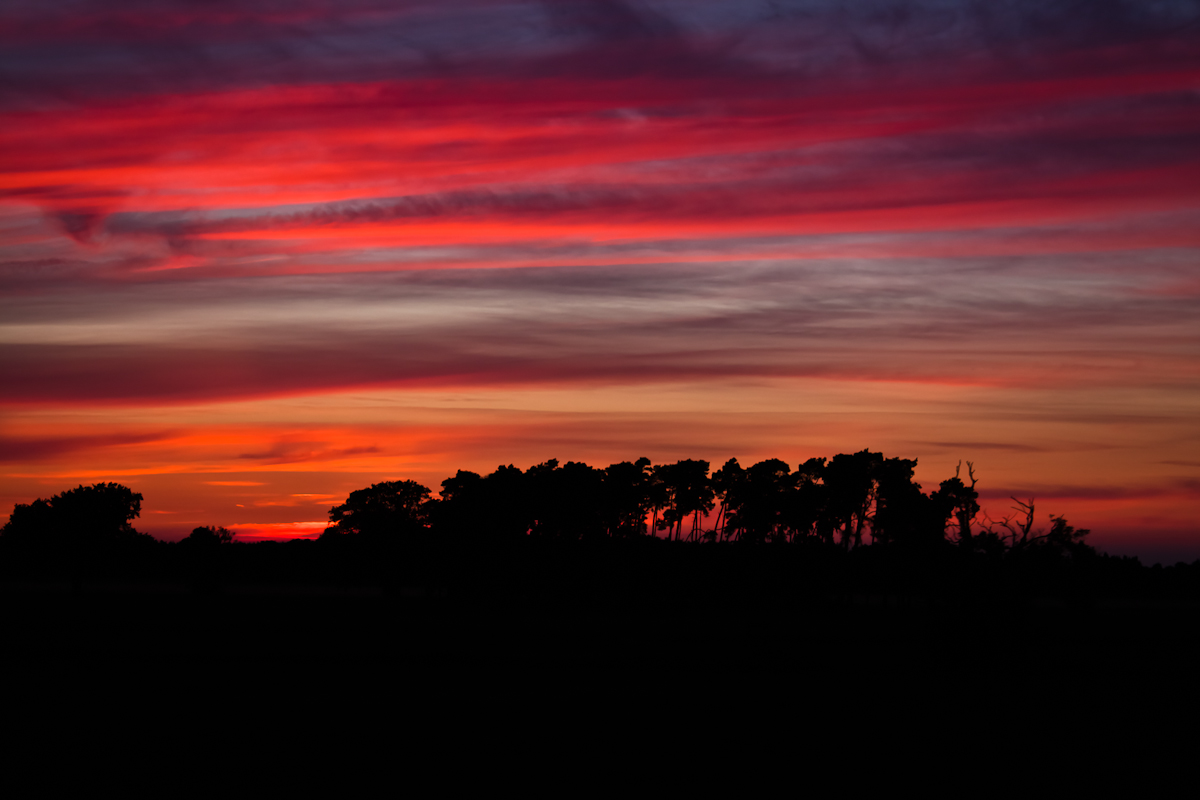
[0,431,175,461]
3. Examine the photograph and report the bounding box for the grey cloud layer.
[2,257,1196,403]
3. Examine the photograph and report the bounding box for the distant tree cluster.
[181,525,236,546]
[316,451,1092,559]
[1,452,1093,563]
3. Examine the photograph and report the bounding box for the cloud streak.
[0,431,175,462]
[2,252,1197,406]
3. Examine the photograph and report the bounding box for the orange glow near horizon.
[3,379,1197,560]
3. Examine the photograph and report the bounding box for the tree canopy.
[0,453,1093,566]
[1,482,146,550]
[321,480,433,540]
[307,451,1087,559]
[183,525,236,546]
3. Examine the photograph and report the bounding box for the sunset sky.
[2,0,1198,562]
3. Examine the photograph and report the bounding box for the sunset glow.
[3,1,1198,562]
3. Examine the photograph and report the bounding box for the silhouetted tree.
[982,497,1037,549]
[654,460,714,541]
[603,458,654,537]
[1002,509,1094,561]
[182,525,236,546]
[1,498,54,545]
[725,459,795,544]
[784,458,828,543]
[529,460,608,540]
[711,458,745,541]
[822,450,881,549]
[322,480,431,540]
[1,482,146,551]
[644,466,669,539]
[937,461,981,548]
[433,465,534,543]
[431,469,484,539]
[872,457,947,548]
[1039,515,1093,558]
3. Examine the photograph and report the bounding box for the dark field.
[5,539,1197,689]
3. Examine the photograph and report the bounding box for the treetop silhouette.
[1,452,1095,565]
[321,480,432,540]
[308,451,1091,559]
[183,525,236,546]
[2,482,146,551]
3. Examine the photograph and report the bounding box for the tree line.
[318,450,1090,558]
[0,450,1092,560]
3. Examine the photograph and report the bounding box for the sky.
[1,0,1198,562]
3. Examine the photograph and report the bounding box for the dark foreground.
[5,582,1199,754]
[5,584,1197,675]
[6,563,1200,759]
[4,538,1198,686]
[6,547,1197,775]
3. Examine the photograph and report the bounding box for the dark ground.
[3,538,1198,745]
